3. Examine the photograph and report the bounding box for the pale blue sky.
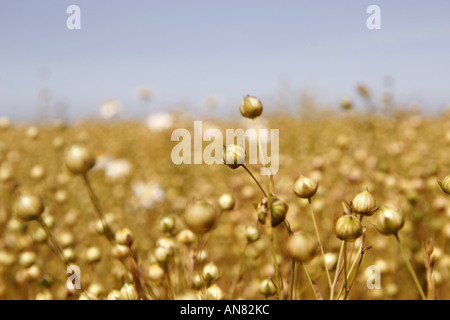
[1,1,450,119]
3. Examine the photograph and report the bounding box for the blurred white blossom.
[105,159,132,180]
[146,113,173,132]
[132,181,164,209]
[100,99,122,119]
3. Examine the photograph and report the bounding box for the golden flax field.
[1,89,450,301]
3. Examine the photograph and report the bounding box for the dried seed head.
[351,188,378,216]
[192,273,204,289]
[286,232,317,263]
[0,116,11,130]
[256,197,288,227]
[240,95,263,119]
[64,143,96,175]
[159,216,176,234]
[35,290,53,300]
[154,246,173,264]
[245,225,260,243]
[293,175,318,199]
[259,278,276,297]
[176,229,197,246]
[202,262,220,285]
[335,215,363,242]
[115,228,134,247]
[438,175,450,195]
[218,193,235,211]
[119,283,138,300]
[148,263,165,282]
[222,144,246,169]
[376,205,405,235]
[26,264,41,280]
[58,231,74,248]
[13,193,45,222]
[26,126,39,139]
[184,200,217,235]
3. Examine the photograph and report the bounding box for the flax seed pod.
[184,200,217,235]
[438,175,450,195]
[287,232,317,263]
[256,197,288,227]
[335,215,363,241]
[13,193,45,222]
[119,283,138,300]
[351,188,378,216]
[294,175,318,199]
[222,145,246,169]
[218,193,235,211]
[64,143,96,175]
[240,95,263,119]
[377,206,404,235]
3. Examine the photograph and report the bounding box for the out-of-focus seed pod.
[324,252,338,271]
[88,283,105,297]
[376,206,405,235]
[259,278,276,297]
[19,251,36,268]
[222,145,246,169]
[218,193,235,211]
[0,116,11,130]
[0,250,15,267]
[64,143,96,175]
[350,189,378,216]
[192,274,203,289]
[287,232,317,263]
[438,175,450,195]
[357,83,370,99]
[202,262,220,285]
[335,215,363,241]
[26,126,39,139]
[205,284,224,300]
[198,250,208,264]
[54,189,68,204]
[58,231,74,248]
[13,193,45,222]
[341,96,352,111]
[63,247,76,262]
[35,290,53,300]
[119,283,138,300]
[79,291,97,300]
[30,165,45,181]
[245,225,260,243]
[42,215,54,228]
[111,244,131,260]
[52,136,65,150]
[84,246,101,264]
[159,216,176,234]
[256,197,288,227]
[115,228,133,247]
[106,290,120,300]
[240,95,263,119]
[32,227,48,244]
[154,246,173,264]
[177,229,197,246]
[26,264,41,280]
[293,175,318,199]
[148,263,165,282]
[184,200,217,235]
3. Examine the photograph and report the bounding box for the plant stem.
[242,165,267,197]
[231,243,248,299]
[343,241,348,298]
[302,263,319,300]
[289,260,296,300]
[394,233,426,300]
[330,241,345,300]
[307,198,333,290]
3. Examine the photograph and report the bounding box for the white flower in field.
[132,181,164,209]
[105,159,132,180]
[100,99,122,119]
[146,113,173,132]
